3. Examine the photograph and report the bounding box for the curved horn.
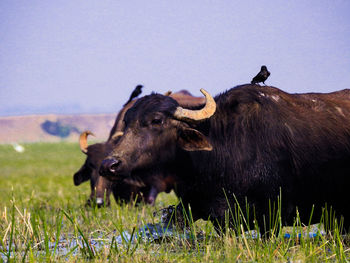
[79,131,95,154]
[164,90,172,96]
[173,89,216,121]
[111,131,124,141]
[112,100,137,138]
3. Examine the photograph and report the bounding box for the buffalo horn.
[173,89,216,121]
[111,131,124,141]
[79,131,95,154]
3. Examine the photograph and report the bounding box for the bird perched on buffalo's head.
[251,65,270,85]
[124,85,143,106]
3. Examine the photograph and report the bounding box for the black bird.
[123,85,143,106]
[251,65,270,85]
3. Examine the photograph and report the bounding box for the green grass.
[0,143,349,262]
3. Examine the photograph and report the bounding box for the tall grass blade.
[21,238,32,263]
[6,200,16,262]
[61,209,95,259]
[51,212,64,258]
[40,212,50,259]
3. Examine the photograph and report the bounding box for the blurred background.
[1,0,350,142]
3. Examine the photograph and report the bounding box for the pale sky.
[1,0,350,116]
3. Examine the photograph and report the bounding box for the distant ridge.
[0,113,116,144]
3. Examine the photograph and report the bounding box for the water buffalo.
[100,84,350,231]
[73,88,142,207]
[73,90,205,207]
[73,131,141,206]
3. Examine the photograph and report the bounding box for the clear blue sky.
[1,0,350,116]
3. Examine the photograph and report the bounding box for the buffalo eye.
[151,117,163,125]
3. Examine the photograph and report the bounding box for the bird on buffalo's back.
[251,65,270,85]
[124,85,143,106]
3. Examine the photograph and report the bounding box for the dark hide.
[101,84,350,231]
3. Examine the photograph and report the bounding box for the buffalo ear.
[73,170,90,185]
[177,128,212,151]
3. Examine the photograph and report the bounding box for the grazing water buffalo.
[73,90,205,206]
[73,131,141,206]
[100,84,350,231]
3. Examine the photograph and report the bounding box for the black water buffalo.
[100,84,350,231]
[73,90,205,206]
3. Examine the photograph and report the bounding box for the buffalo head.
[75,89,207,206]
[73,131,115,206]
[73,131,142,207]
[100,89,216,203]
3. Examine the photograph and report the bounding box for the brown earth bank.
[0,113,116,144]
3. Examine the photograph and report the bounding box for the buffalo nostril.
[100,158,121,176]
[109,160,120,173]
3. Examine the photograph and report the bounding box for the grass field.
[0,143,349,262]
